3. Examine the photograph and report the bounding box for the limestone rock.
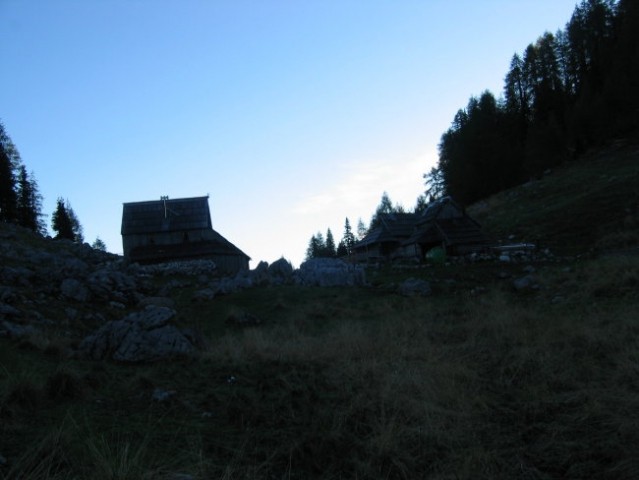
[268,257,294,280]
[77,306,197,363]
[297,258,366,287]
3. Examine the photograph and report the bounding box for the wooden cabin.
[121,196,250,273]
[352,213,420,263]
[401,197,490,259]
[353,197,489,263]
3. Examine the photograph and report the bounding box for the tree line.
[0,121,105,248]
[430,0,638,205]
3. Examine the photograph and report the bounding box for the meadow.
[2,252,639,479]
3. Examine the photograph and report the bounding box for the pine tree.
[0,142,17,223]
[369,192,395,231]
[52,198,74,240]
[336,240,348,257]
[342,217,356,254]
[423,167,445,200]
[92,237,107,251]
[414,195,429,213]
[52,198,82,242]
[356,218,367,240]
[0,123,18,223]
[16,166,45,233]
[68,204,84,243]
[325,228,336,257]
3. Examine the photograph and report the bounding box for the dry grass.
[2,256,639,478]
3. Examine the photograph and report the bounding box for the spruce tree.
[305,234,322,261]
[92,237,107,251]
[67,203,84,243]
[356,218,367,240]
[16,166,45,233]
[342,217,356,254]
[325,228,336,257]
[52,198,82,242]
[369,192,395,231]
[0,142,17,223]
[336,240,348,257]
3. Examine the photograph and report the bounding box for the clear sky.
[0,0,578,268]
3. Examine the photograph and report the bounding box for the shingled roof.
[355,212,420,249]
[121,196,212,235]
[404,197,490,250]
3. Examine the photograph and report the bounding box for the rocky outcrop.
[76,306,198,363]
[268,257,294,282]
[296,258,366,287]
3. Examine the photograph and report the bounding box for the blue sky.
[0,0,578,267]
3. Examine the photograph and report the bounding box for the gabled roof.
[121,196,212,235]
[355,212,419,248]
[404,197,489,247]
[405,217,489,247]
[417,196,466,224]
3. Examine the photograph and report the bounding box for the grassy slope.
[468,140,639,253]
[1,142,639,479]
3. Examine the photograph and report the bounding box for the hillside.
[1,142,639,479]
[468,139,639,254]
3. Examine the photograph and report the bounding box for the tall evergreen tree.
[369,192,395,231]
[423,167,445,200]
[16,166,45,234]
[0,122,18,223]
[356,218,367,240]
[325,228,336,258]
[68,204,84,243]
[52,198,82,242]
[341,217,356,254]
[414,195,429,213]
[92,237,107,252]
[52,198,74,240]
[305,232,327,260]
[0,141,17,223]
[336,240,347,257]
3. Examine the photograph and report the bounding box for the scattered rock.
[0,453,6,467]
[77,306,198,363]
[513,275,539,292]
[140,260,217,276]
[268,257,294,281]
[297,258,366,287]
[523,265,536,274]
